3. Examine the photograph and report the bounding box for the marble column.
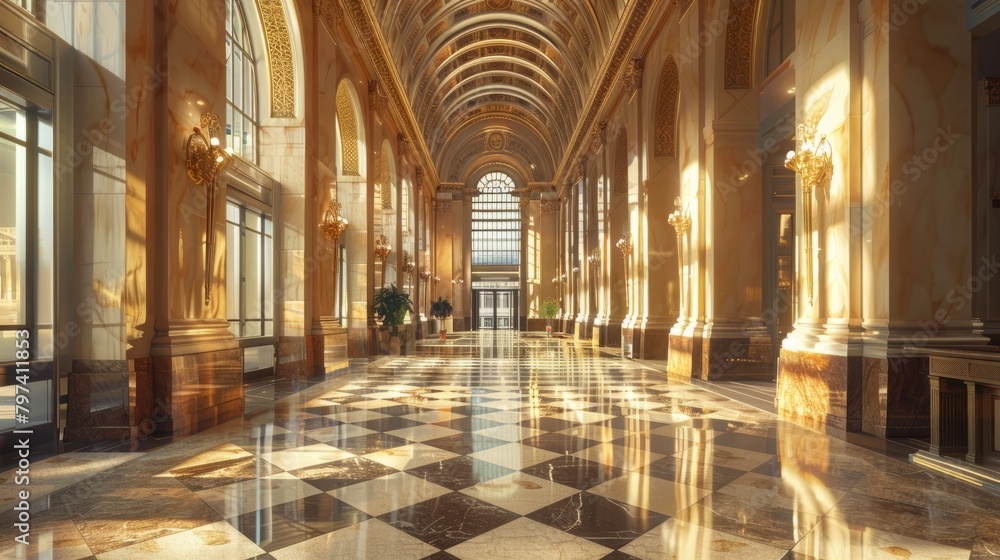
[142,0,241,437]
[851,0,987,438]
[700,122,768,380]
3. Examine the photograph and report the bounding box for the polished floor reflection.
[3,332,999,559]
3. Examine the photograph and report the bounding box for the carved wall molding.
[655,57,680,158]
[577,156,588,181]
[342,0,439,185]
[724,0,757,90]
[987,78,1000,106]
[257,0,296,118]
[313,0,342,36]
[554,0,658,188]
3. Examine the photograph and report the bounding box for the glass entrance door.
[473,290,518,331]
[0,85,56,466]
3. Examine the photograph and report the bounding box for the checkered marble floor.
[3,333,999,559]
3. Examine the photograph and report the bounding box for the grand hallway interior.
[2,335,998,559]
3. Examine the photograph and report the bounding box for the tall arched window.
[472,172,521,266]
[226,0,259,162]
[765,0,795,77]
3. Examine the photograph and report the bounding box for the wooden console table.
[920,348,1000,466]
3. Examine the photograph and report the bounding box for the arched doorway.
[471,171,521,330]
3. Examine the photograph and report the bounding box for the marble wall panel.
[777,349,862,431]
[887,0,974,324]
[152,348,243,436]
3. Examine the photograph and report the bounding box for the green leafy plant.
[430,297,453,319]
[539,299,561,319]
[372,283,413,336]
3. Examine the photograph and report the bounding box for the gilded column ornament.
[313,0,342,34]
[577,156,587,182]
[369,80,389,114]
[617,229,633,311]
[398,133,411,157]
[987,78,1000,107]
[785,124,833,306]
[541,200,561,213]
[415,167,424,191]
[591,122,607,153]
[623,58,644,98]
[185,112,232,305]
[667,197,692,313]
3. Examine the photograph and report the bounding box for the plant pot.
[439,329,447,341]
[389,335,402,356]
[545,318,553,337]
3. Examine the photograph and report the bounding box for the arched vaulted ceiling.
[371,0,626,185]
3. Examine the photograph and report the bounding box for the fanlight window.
[472,172,521,267]
[226,0,259,162]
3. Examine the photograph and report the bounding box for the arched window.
[336,82,361,176]
[472,172,521,266]
[226,0,259,162]
[765,0,795,77]
[654,57,679,158]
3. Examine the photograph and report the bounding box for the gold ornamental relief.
[487,0,512,10]
[487,131,507,151]
[256,0,296,118]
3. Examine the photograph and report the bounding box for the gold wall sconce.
[320,188,349,244]
[785,124,833,306]
[617,230,633,310]
[185,112,232,305]
[402,250,415,284]
[374,234,391,286]
[667,197,692,313]
[434,275,441,288]
[588,248,601,268]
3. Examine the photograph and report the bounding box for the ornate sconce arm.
[785,125,833,307]
[185,112,232,305]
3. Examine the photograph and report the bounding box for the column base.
[152,347,244,437]
[640,320,673,360]
[600,316,624,348]
[701,335,774,380]
[668,331,703,378]
[777,348,863,432]
[64,357,153,444]
[307,329,348,377]
[277,336,309,378]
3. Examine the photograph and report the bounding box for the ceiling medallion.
[487,131,507,151]
[486,0,512,10]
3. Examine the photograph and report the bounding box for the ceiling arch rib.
[372,0,626,185]
[425,74,573,140]
[439,121,556,180]
[428,88,567,151]
[413,50,584,127]
[437,113,560,170]
[393,1,606,85]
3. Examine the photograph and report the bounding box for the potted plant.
[539,299,560,337]
[373,283,414,355]
[430,297,453,341]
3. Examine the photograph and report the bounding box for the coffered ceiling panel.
[371,0,627,184]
